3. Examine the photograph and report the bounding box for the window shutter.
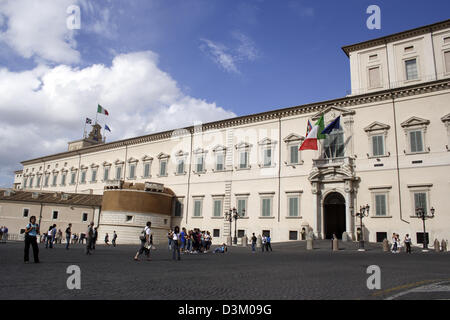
[290,145,298,164]
[444,51,450,73]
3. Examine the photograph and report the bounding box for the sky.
[0,0,449,187]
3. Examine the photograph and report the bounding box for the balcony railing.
[312,156,354,168]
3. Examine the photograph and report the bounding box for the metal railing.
[312,156,354,168]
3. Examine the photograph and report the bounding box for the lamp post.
[416,207,435,252]
[352,204,369,251]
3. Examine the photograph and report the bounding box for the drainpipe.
[277,117,282,223]
[185,128,194,225]
[74,151,81,193]
[391,93,409,224]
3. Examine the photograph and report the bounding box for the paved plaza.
[0,240,449,300]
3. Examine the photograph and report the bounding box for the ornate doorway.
[324,192,346,239]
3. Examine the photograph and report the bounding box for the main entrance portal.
[324,192,346,239]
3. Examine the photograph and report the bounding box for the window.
[103,167,110,181]
[369,54,378,61]
[372,135,385,156]
[416,232,429,245]
[52,211,58,220]
[115,166,122,180]
[263,148,272,167]
[125,215,133,223]
[288,196,300,217]
[409,130,424,153]
[129,164,136,179]
[237,198,247,217]
[376,232,387,243]
[289,231,298,240]
[261,198,272,217]
[405,58,418,80]
[52,175,57,186]
[239,151,249,169]
[174,198,184,217]
[374,194,387,216]
[213,199,223,217]
[368,66,381,88]
[323,129,344,158]
[404,45,414,53]
[36,176,41,188]
[143,162,151,177]
[193,199,203,217]
[29,177,34,188]
[444,51,450,73]
[213,229,220,238]
[23,177,28,189]
[176,159,184,175]
[44,175,49,187]
[414,192,427,215]
[262,230,270,237]
[61,174,66,186]
[91,169,97,182]
[289,145,299,164]
[82,213,88,222]
[23,208,29,218]
[216,153,224,171]
[237,230,245,238]
[159,160,167,176]
[80,171,86,184]
[70,172,76,185]
[196,155,204,173]
[444,37,450,45]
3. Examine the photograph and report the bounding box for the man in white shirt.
[134,221,152,261]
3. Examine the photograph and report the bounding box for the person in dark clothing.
[24,216,40,263]
[65,223,72,250]
[86,222,95,255]
[112,231,117,247]
[251,233,257,253]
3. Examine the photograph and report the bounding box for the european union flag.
[105,124,111,132]
[321,116,341,135]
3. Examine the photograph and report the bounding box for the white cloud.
[0,0,80,64]
[0,51,236,187]
[200,38,239,74]
[200,32,259,74]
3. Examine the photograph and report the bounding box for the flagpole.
[83,117,87,138]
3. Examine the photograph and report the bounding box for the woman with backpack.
[134,221,152,261]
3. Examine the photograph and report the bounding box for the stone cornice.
[20,78,450,166]
[342,19,450,57]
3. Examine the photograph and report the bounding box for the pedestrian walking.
[134,221,152,261]
[262,235,267,252]
[391,233,398,253]
[65,223,72,250]
[86,222,95,255]
[112,231,117,247]
[171,226,181,261]
[104,233,110,246]
[92,227,98,250]
[266,235,272,252]
[251,233,257,253]
[404,234,412,254]
[45,225,54,249]
[24,216,40,263]
[167,230,173,251]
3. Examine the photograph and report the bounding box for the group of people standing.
[0,226,9,242]
[391,233,412,254]
[168,228,213,255]
[251,233,273,253]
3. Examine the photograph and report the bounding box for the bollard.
[242,235,248,247]
[306,231,314,250]
[434,239,440,252]
[332,238,339,251]
[226,236,232,246]
[382,238,389,252]
[341,232,348,242]
[441,239,447,252]
[256,235,262,248]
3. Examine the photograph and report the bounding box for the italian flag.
[299,115,325,151]
[97,104,109,116]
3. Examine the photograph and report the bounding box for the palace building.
[5,19,450,245]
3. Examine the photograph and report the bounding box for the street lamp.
[224,208,234,246]
[352,204,369,251]
[416,207,435,252]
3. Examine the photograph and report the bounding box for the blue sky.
[0,0,449,187]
